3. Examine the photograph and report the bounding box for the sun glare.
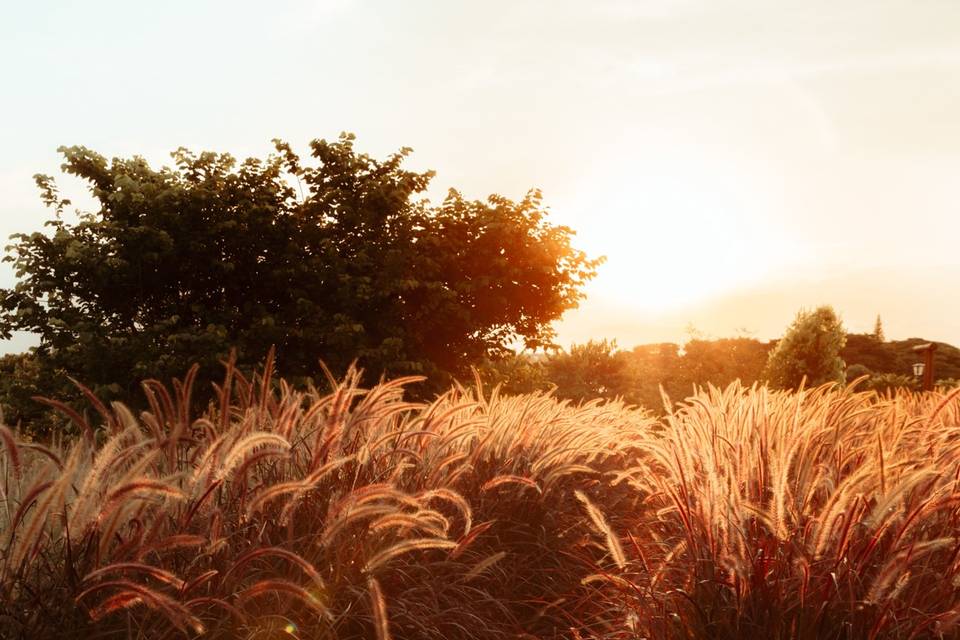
[558,143,791,312]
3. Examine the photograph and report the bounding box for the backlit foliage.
[0,135,601,425]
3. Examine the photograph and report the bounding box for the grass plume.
[1,361,959,638]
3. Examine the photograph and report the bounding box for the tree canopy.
[763,306,847,389]
[0,134,600,418]
[873,314,885,342]
[544,339,629,402]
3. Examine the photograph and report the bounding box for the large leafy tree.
[0,134,599,415]
[763,306,847,389]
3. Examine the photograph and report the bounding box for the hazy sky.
[2,0,958,352]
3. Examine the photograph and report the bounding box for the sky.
[1,0,958,353]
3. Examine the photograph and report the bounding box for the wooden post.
[912,343,938,391]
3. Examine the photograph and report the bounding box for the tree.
[873,314,885,342]
[545,339,630,402]
[477,352,549,396]
[618,342,684,411]
[763,306,846,389]
[844,363,872,384]
[0,134,600,417]
[679,337,770,389]
[0,352,67,435]
[842,333,899,374]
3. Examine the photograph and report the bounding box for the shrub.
[863,372,919,395]
[844,362,871,383]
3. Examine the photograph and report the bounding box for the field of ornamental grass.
[2,358,960,639]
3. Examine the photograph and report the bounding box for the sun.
[555,142,791,313]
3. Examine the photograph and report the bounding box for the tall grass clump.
[3,358,960,639]
[612,381,960,639]
[0,357,654,638]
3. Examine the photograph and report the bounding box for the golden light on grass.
[2,362,960,638]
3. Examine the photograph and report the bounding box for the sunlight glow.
[557,140,795,312]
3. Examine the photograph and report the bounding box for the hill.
[843,334,960,381]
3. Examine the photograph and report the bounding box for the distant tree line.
[481,309,960,412]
